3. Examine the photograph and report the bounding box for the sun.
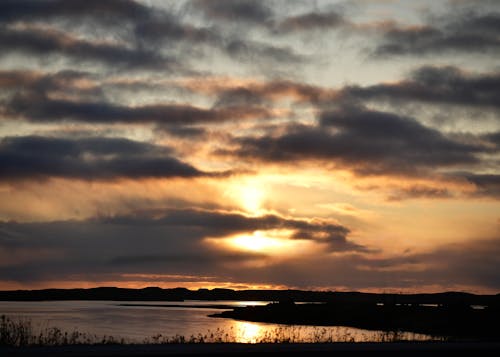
[204,230,316,259]
[224,179,266,214]
[229,231,287,252]
[239,185,264,213]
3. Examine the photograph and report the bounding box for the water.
[0,300,432,343]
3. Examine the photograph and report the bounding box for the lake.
[0,300,433,343]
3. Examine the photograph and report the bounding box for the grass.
[0,315,443,347]
[0,315,127,346]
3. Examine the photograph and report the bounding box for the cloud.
[1,202,498,291]
[0,0,305,76]
[230,106,484,176]
[462,173,500,198]
[0,69,103,102]
[0,26,174,70]
[0,0,151,25]
[344,65,500,109]
[109,251,267,266]
[223,38,305,66]
[3,218,499,290]
[369,237,500,290]
[212,79,338,105]
[160,126,207,139]
[4,92,271,125]
[134,18,218,45]
[0,135,212,181]
[134,18,304,68]
[190,0,273,24]
[230,237,500,291]
[275,11,346,33]
[485,132,500,148]
[386,185,453,201]
[179,1,307,67]
[104,208,358,252]
[374,12,500,57]
[180,65,500,111]
[0,70,43,88]
[0,208,360,283]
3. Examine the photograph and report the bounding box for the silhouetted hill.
[0,287,498,307]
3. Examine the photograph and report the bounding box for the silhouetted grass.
[0,315,127,346]
[0,315,442,347]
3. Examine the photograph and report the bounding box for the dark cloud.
[345,66,500,109]
[0,69,103,101]
[182,65,500,111]
[462,173,500,198]
[0,26,173,70]
[0,135,210,181]
[159,126,207,139]
[134,19,304,68]
[1,206,499,291]
[103,208,357,252]
[0,0,304,75]
[223,38,305,65]
[190,0,273,24]
[374,12,500,57]
[214,87,268,108]
[134,18,217,45]
[213,79,337,105]
[484,132,500,148]
[231,237,500,291]
[373,238,500,289]
[109,251,266,266]
[0,0,151,24]
[0,208,359,283]
[230,106,483,175]
[275,11,346,33]
[386,185,453,201]
[0,70,41,88]
[5,93,271,124]
[3,228,500,290]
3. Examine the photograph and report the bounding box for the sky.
[0,0,499,293]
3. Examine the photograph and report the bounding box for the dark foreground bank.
[2,342,500,357]
[211,301,500,340]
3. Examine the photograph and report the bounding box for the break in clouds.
[0,0,499,292]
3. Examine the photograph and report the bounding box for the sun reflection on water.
[233,321,264,343]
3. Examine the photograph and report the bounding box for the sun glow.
[240,185,264,212]
[231,232,286,252]
[224,178,266,214]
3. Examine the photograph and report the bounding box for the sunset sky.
[1,0,499,293]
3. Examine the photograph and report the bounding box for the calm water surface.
[0,300,432,343]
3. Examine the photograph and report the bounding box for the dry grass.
[1,315,126,346]
[1,315,443,347]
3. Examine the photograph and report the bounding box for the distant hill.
[0,287,498,306]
